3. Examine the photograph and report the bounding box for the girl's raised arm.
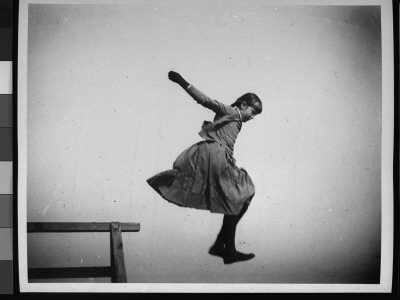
[168,71,229,115]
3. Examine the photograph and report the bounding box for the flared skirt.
[146,141,255,215]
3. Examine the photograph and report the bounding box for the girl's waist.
[199,134,235,160]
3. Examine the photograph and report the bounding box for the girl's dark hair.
[231,93,262,114]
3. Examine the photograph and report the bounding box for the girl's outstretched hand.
[168,71,184,84]
[168,71,190,89]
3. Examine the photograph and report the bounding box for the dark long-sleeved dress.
[146,85,255,215]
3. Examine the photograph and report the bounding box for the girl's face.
[240,102,259,122]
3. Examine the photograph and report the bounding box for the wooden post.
[110,222,127,283]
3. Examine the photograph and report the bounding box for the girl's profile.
[147,71,262,264]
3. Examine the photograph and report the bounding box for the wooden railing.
[27,222,140,283]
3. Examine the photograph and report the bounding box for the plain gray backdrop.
[26,2,382,284]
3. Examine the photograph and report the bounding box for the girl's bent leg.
[208,217,229,257]
[237,199,250,224]
[209,201,255,264]
[223,216,255,264]
[209,200,250,258]
[223,210,255,264]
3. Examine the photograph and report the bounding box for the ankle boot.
[223,249,255,264]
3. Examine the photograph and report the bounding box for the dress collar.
[235,107,242,122]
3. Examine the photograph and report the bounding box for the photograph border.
[17,0,394,293]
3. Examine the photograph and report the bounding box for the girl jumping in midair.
[147,71,262,264]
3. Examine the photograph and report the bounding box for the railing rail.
[27,222,140,283]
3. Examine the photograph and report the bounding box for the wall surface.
[26,1,382,283]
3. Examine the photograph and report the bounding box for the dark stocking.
[222,202,255,263]
[209,201,254,264]
[223,201,249,252]
[222,214,238,252]
[218,200,250,242]
[212,205,243,246]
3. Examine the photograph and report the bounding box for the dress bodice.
[186,85,242,156]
